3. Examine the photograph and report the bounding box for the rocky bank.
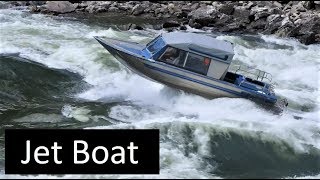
[3,1,320,45]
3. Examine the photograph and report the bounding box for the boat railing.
[231,65,273,83]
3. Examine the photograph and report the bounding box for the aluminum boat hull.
[94,36,284,108]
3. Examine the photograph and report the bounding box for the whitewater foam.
[0,8,319,179]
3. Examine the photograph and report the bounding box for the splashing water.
[0,8,319,179]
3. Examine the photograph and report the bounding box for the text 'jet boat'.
[94,32,288,112]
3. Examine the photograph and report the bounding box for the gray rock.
[263,14,283,34]
[233,7,251,23]
[110,2,118,7]
[201,1,213,5]
[168,3,177,14]
[254,11,270,21]
[218,4,234,15]
[45,1,76,14]
[126,1,137,6]
[188,19,202,29]
[163,14,171,18]
[273,1,283,8]
[154,8,161,15]
[28,5,40,12]
[150,3,160,11]
[168,3,175,9]
[280,16,294,28]
[244,2,255,10]
[294,18,302,25]
[175,11,188,18]
[132,4,145,15]
[181,4,192,12]
[290,13,300,22]
[266,14,281,23]
[39,5,50,13]
[180,25,187,30]
[97,1,111,9]
[291,2,307,13]
[96,7,106,13]
[275,26,292,37]
[85,5,95,13]
[268,7,282,14]
[143,7,151,13]
[283,1,293,11]
[189,5,217,18]
[246,18,267,32]
[315,1,320,10]
[75,7,85,12]
[289,16,320,45]
[163,20,180,28]
[29,1,46,6]
[256,1,273,8]
[78,2,89,8]
[302,1,314,10]
[108,7,119,12]
[191,3,199,10]
[215,14,234,26]
[220,21,244,32]
[118,5,130,11]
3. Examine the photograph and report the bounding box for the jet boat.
[94,32,288,110]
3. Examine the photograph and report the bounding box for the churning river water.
[0,7,319,179]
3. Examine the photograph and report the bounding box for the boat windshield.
[146,37,166,55]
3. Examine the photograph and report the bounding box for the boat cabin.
[142,32,235,80]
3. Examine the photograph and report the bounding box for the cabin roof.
[161,32,234,56]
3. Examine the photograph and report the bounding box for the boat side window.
[147,37,165,55]
[158,47,187,67]
[184,53,211,75]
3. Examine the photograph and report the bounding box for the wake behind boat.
[94,32,288,112]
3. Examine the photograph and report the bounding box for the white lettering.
[21,140,31,164]
[111,146,125,164]
[92,146,109,164]
[74,140,89,164]
[34,146,49,164]
[127,142,138,164]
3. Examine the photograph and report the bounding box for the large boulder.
[233,7,251,23]
[218,4,234,15]
[275,16,320,45]
[290,1,307,13]
[289,16,320,45]
[254,11,271,21]
[246,18,267,33]
[131,4,145,15]
[273,1,283,8]
[45,1,76,14]
[188,6,218,26]
[214,13,234,27]
[263,14,284,34]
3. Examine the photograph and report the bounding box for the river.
[0,7,319,179]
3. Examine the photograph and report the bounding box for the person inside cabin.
[160,47,180,64]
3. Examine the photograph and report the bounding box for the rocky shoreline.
[3,1,320,45]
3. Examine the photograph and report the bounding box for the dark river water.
[0,6,319,179]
